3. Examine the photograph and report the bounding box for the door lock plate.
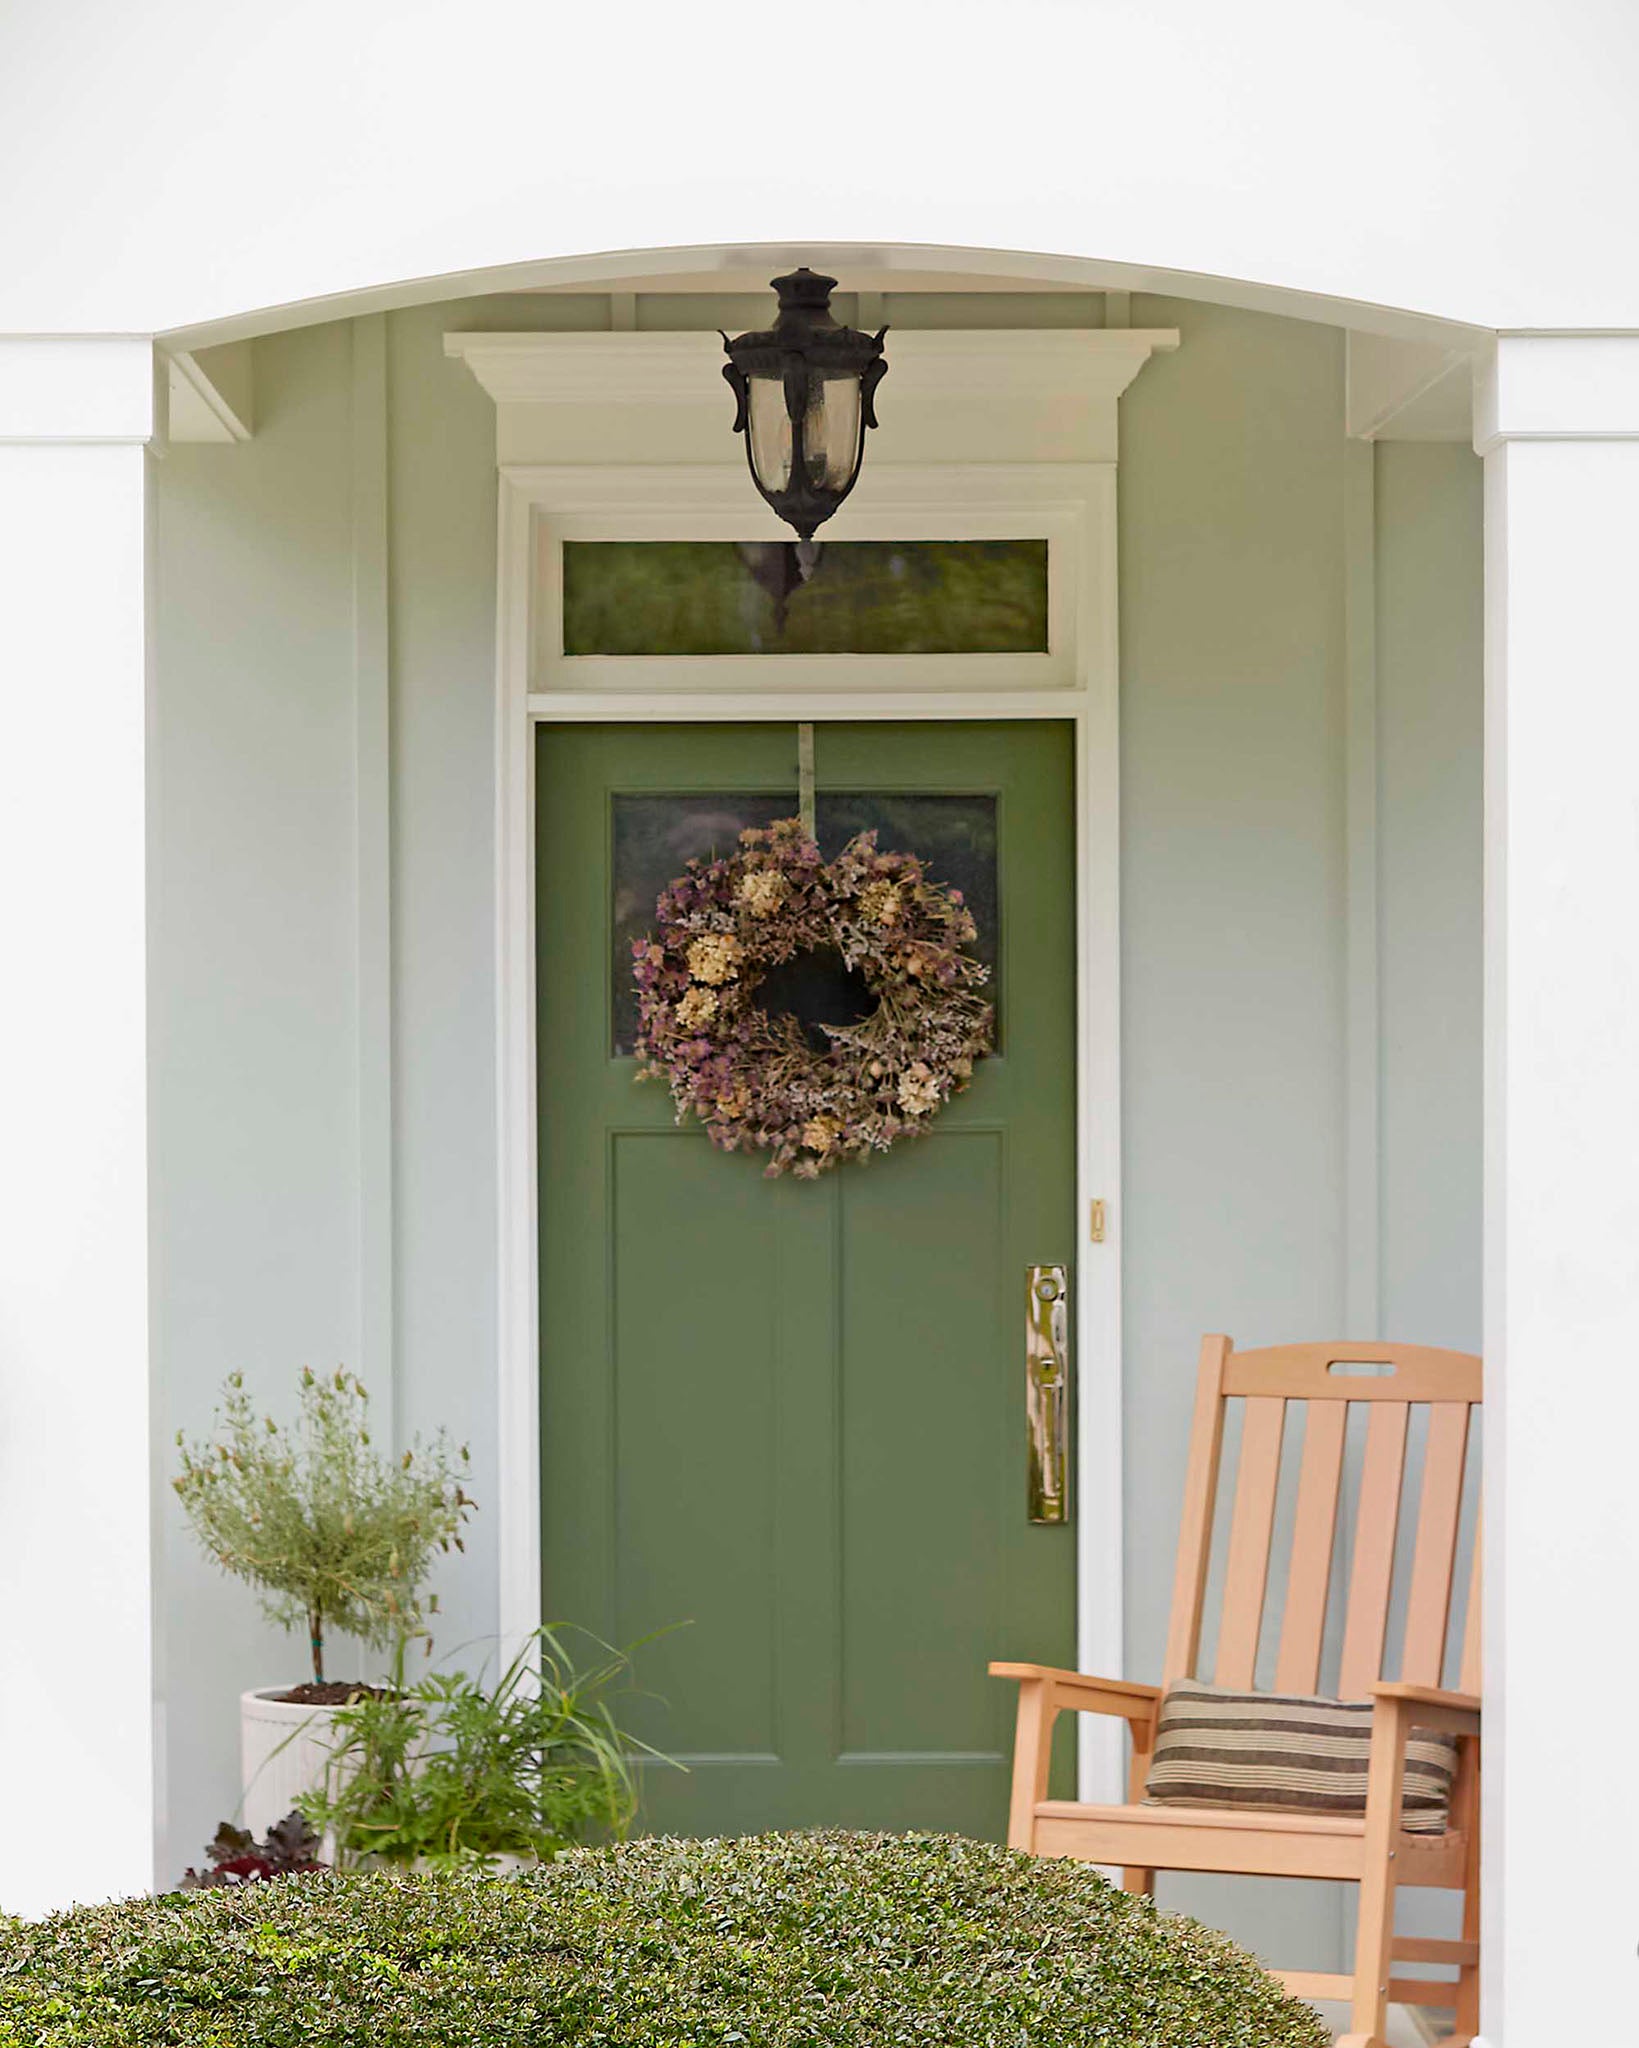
[1026,1264,1070,1524]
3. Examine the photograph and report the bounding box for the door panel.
[613,1133,782,1761]
[840,1129,1007,1761]
[538,721,1077,1839]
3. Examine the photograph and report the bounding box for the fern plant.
[174,1369,473,1684]
[297,1627,672,1868]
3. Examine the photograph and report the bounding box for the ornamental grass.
[0,1830,1326,2047]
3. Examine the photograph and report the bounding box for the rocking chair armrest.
[989,1662,1162,1728]
[1369,1681,1482,1739]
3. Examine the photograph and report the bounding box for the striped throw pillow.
[1143,1680,1460,1833]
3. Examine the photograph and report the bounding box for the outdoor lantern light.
[722,268,888,551]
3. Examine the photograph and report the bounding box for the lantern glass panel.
[747,378,795,494]
[805,374,861,489]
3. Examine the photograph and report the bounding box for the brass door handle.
[1026,1265,1069,1523]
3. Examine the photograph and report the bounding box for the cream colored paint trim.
[1343,440,1380,1340]
[351,315,395,1428]
[445,326,1177,411]
[166,242,1490,356]
[493,460,1129,1803]
[1345,331,1474,444]
[517,463,1105,697]
[164,344,254,443]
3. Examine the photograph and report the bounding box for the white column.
[1478,335,1639,2045]
[0,338,156,1914]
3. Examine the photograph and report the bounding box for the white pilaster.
[0,336,156,1914]
[1477,334,1639,2045]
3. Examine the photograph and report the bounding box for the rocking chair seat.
[1028,1796,1470,1887]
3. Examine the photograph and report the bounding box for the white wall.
[1120,299,1348,1963]
[2,1,1639,337]
[382,303,503,1634]
[1120,348,1483,1965]
[151,324,368,1879]
[0,343,156,1917]
[150,296,1483,1963]
[1477,355,1639,2048]
[1377,444,1483,1350]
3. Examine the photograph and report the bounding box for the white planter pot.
[239,1687,348,1839]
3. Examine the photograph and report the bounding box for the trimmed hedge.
[0,1830,1328,2046]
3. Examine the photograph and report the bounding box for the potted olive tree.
[174,1368,473,1835]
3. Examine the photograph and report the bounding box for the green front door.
[538,720,1078,1839]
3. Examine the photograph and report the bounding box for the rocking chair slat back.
[1337,1401,1411,1699]
[1401,1402,1472,1687]
[1162,1334,1232,1686]
[1273,1398,1347,1694]
[1214,1396,1287,1688]
[1165,1337,1481,1701]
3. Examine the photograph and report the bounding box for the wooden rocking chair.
[993,1336,1481,2048]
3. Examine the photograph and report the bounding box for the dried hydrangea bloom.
[859,879,903,927]
[737,868,788,917]
[686,934,742,984]
[675,986,719,1030]
[897,1062,942,1116]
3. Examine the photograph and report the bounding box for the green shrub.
[0,1831,1326,2047]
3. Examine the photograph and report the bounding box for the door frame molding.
[494,461,1126,1800]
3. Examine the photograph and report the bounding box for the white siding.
[151,297,1483,1967]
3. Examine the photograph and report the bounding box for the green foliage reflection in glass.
[298,1626,675,1869]
[561,540,1049,656]
[173,1369,473,1684]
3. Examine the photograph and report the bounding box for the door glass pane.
[563,540,1048,657]
[816,792,999,996]
[611,791,998,1056]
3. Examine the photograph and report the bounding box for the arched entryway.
[6,214,1635,2043]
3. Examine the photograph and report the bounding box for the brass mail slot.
[1026,1264,1070,1524]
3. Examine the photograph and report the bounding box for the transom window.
[562,539,1049,658]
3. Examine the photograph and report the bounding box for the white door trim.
[494,462,1127,1801]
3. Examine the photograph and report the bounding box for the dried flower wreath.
[634,818,994,1177]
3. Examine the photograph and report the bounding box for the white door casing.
[452,328,1179,1801]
